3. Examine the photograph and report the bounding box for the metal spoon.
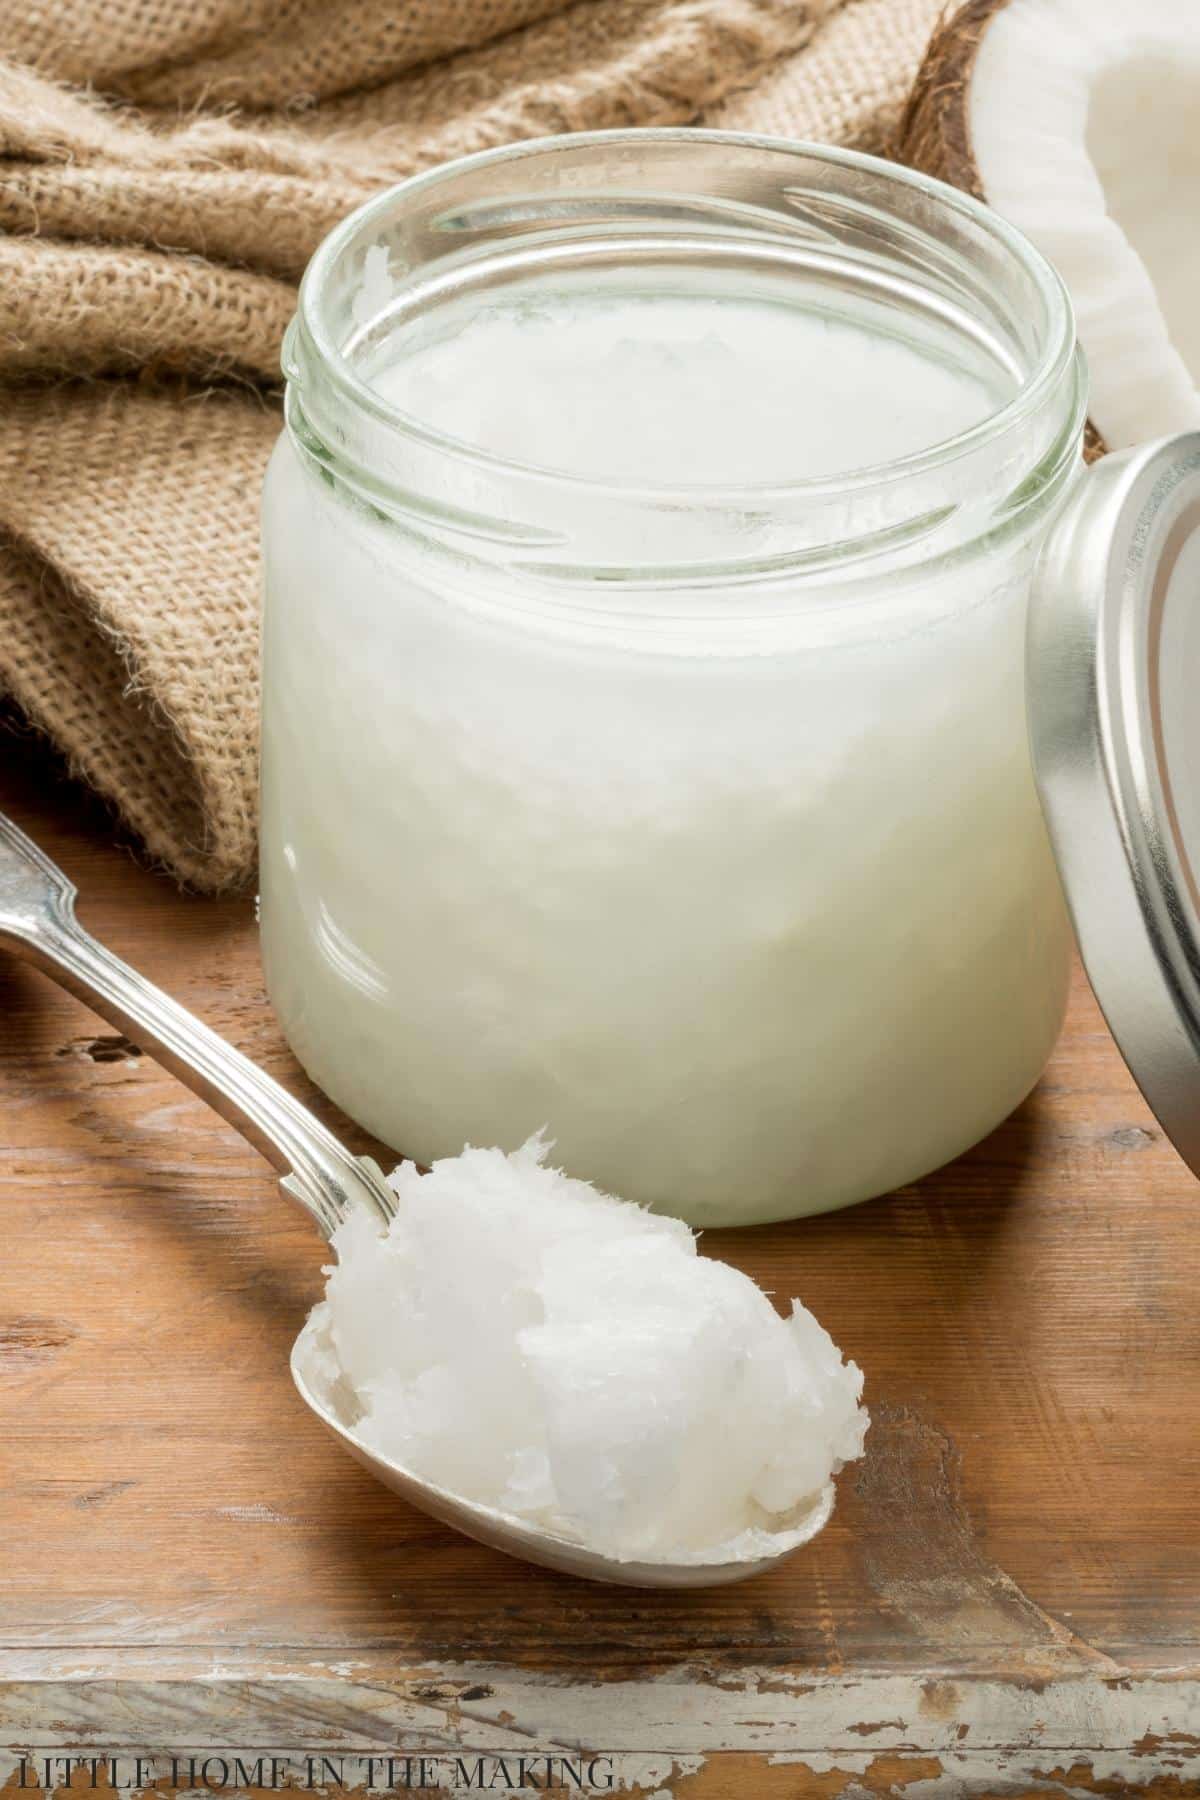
[0,810,833,1586]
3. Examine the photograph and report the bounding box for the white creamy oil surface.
[261,266,1070,1227]
[370,288,1006,481]
[308,1136,868,1561]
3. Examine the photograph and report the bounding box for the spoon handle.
[0,810,395,1238]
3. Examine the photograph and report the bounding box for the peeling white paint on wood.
[1,1662,1198,1792]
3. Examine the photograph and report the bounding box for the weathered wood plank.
[2,1668,1199,1794]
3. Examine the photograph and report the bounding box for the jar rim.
[292,127,1082,507]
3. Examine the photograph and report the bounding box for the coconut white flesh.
[969,0,1200,449]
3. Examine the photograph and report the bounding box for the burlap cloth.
[0,0,947,890]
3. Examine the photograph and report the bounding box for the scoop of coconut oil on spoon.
[0,810,867,1587]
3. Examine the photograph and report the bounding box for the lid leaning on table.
[1029,431,1200,1179]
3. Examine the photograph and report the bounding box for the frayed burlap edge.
[0,381,276,890]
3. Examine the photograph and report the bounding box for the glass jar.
[260,131,1086,1227]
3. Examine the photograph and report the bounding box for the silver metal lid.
[1029,432,1200,1177]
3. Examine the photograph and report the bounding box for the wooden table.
[2,742,1198,1797]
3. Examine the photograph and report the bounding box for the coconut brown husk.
[897,0,999,197]
[897,0,1105,459]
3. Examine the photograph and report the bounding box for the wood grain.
[1,739,1198,1786]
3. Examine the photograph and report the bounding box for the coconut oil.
[312,1133,868,1560]
[261,132,1085,1225]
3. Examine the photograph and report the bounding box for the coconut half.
[901,0,1200,453]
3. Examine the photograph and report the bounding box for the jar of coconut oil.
[261,131,1086,1227]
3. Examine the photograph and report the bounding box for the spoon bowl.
[290,1310,835,1586]
[0,808,828,1587]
